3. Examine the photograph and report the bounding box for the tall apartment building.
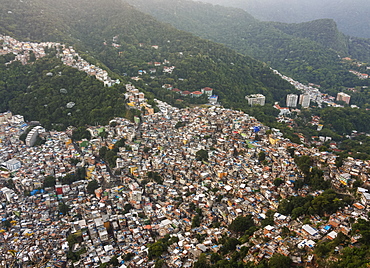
[336,92,351,105]
[25,126,45,147]
[286,94,298,107]
[299,94,311,108]
[245,94,265,106]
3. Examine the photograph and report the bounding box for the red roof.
[182,91,191,95]
[203,87,213,91]
[192,91,203,95]
[172,88,181,92]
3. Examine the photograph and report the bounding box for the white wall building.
[286,94,298,107]
[5,158,21,171]
[299,94,311,108]
[245,94,265,106]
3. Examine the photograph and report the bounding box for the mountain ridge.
[198,0,370,39]
[125,0,370,90]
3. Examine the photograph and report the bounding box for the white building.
[299,94,311,108]
[361,192,370,206]
[336,92,351,105]
[5,158,22,171]
[286,94,298,107]
[245,94,265,106]
[25,126,45,147]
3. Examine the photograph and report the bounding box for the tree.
[193,253,210,268]
[105,150,118,167]
[4,179,15,190]
[154,259,165,268]
[287,147,295,157]
[273,178,284,187]
[98,129,108,139]
[269,253,292,268]
[72,126,91,141]
[191,214,201,228]
[221,237,240,254]
[147,171,163,184]
[258,151,266,162]
[75,167,86,181]
[124,203,133,213]
[59,202,70,215]
[2,219,11,230]
[99,146,108,158]
[195,149,209,161]
[110,255,119,266]
[228,215,254,234]
[43,176,56,188]
[122,253,135,262]
[86,179,99,194]
[67,233,79,247]
[148,241,167,259]
[210,253,222,264]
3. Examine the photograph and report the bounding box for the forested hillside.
[199,0,370,39]
[0,53,131,130]
[0,0,297,127]
[126,0,370,90]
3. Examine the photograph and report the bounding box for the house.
[302,224,318,237]
[181,91,191,97]
[201,87,213,97]
[361,192,370,206]
[172,88,181,94]
[191,91,203,98]
[209,95,218,105]
[327,231,338,240]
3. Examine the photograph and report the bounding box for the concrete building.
[336,92,351,105]
[5,158,22,171]
[209,95,218,105]
[299,94,311,108]
[286,94,298,108]
[25,126,45,147]
[201,87,213,97]
[246,94,265,106]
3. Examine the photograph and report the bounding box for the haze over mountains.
[126,0,370,92]
[199,0,370,38]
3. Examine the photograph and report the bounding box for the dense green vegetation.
[99,138,127,168]
[127,0,370,92]
[148,234,179,259]
[0,53,129,130]
[200,0,370,39]
[0,0,299,126]
[228,215,255,234]
[313,218,370,267]
[289,107,370,159]
[277,189,348,219]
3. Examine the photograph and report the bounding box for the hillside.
[0,0,296,126]
[125,0,370,91]
[199,0,370,39]
[0,49,131,130]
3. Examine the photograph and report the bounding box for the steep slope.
[199,0,370,39]
[0,52,129,130]
[270,19,349,54]
[0,0,297,124]
[125,0,370,90]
